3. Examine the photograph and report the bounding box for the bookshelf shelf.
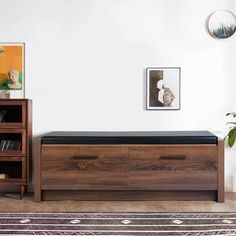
[0,179,23,184]
[0,156,23,161]
[0,99,32,198]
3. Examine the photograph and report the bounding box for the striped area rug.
[0,212,236,235]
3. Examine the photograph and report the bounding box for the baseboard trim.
[42,190,217,201]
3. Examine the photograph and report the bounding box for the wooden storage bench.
[34,131,224,202]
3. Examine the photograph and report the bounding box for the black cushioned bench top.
[41,131,217,145]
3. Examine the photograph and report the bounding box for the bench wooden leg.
[20,185,25,199]
[34,138,42,202]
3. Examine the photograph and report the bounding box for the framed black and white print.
[146,67,180,110]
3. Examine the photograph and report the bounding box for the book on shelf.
[0,173,8,179]
[0,140,4,150]
[0,140,21,151]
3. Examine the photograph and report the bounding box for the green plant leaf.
[226,112,236,117]
[227,122,236,125]
[228,128,236,147]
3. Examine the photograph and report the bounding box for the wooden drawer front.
[41,144,218,191]
[42,172,129,190]
[42,145,129,190]
[128,145,218,190]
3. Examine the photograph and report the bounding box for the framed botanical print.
[146,67,180,110]
[0,43,25,99]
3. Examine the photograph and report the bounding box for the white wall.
[0,0,236,191]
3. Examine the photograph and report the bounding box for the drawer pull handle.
[159,155,186,160]
[71,155,98,160]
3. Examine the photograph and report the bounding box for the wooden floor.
[0,192,236,212]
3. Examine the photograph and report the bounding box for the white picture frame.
[146,67,181,110]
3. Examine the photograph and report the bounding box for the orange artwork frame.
[0,43,25,98]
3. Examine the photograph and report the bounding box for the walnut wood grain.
[41,144,219,192]
[128,145,218,190]
[42,145,129,172]
[217,139,225,202]
[129,170,217,190]
[34,138,42,202]
[42,145,129,189]
[42,171,129,190]
[26,99,32,183]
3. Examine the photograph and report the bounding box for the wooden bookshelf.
[0,99,32,198]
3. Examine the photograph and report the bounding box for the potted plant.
[226,112,236,147]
